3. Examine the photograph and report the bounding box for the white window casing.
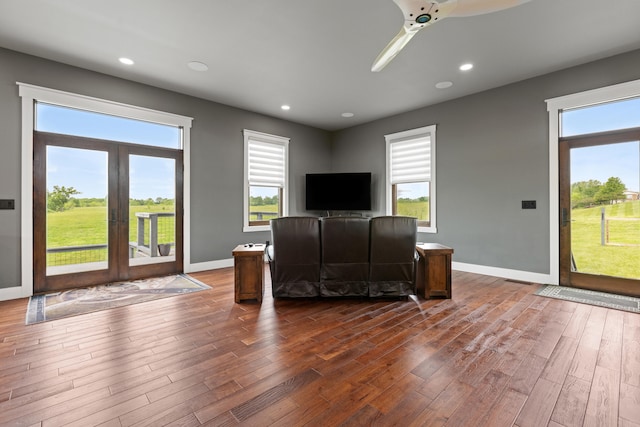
[243,129,289,232]
[15,82,193,299]
[385,125,436,233]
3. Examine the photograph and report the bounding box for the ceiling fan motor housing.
[416,14,432,24]
[397,0,457,31]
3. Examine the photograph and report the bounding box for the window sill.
[418,226,437,234]
[243,225,271,233]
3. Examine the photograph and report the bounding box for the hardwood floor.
[1,268,639,426]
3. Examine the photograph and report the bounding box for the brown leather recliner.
[269,217,321,297]
[368,216,418,297]
[320,217,370,297]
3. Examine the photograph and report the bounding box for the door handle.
[561,208,569,227]
[110,208,117,224]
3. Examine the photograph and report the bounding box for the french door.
[559,127,640,296]
[33,131,183,293]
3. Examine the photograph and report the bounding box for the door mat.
[535,285,640,313]
[26,274,210,324]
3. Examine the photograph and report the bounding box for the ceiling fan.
[371,0,531,72]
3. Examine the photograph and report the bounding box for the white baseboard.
[0,258,236,301]
[452,262,555,285]
[186,258,234,273]
[1,260,553,302]
[186,258,556,285]
[0,285,31,302]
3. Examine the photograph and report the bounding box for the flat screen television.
[305,172,372,211]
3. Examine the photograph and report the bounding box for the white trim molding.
[16,82,193,299]
[242,129,289,233]
[453,262,553,285]
[385,125,437,233]
[189,259,550,284]
[0,286,31,302]
[187,258,234,273]
[546,78,640,286]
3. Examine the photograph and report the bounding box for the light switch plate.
[0,199,15,210]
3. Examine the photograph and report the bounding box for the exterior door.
[559,127,640,296]
[33,131,183,293]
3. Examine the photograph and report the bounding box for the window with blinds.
[385,125,436,233]
[243,130,289,231]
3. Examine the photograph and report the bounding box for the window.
[561,96,640,137]
[36,102,182,148]
[243,129,289,232]
[385,125,436,233]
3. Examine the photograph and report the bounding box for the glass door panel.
[46,146,109,276]
[128,154,176,267]
[570,141,640,280]
[34,131,182,293]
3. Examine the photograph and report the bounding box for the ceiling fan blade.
[371,26,417,72]
[448,0,531,17]
[371,0,457,72]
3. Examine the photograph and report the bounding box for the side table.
[232,244,265,303]
[416,243,454,299]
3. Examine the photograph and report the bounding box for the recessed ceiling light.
[187,61,209,71]
[435,81,453,89]
[459,63,473,71]
[341,112,355,118]
[281,105,291,111]
[118,57,134,66]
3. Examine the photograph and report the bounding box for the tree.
[595,177,626,204]
[571,179,602,208]
[47,185,80,212]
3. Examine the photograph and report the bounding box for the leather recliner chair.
[320,216,370,297]
[368,216,418,297]
[269,216,321,297]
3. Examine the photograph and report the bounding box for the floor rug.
[25,274,210,324]
[535,285,640,313]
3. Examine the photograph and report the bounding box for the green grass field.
[49,199,639,279]
[397,200,429,220]
[571,200,640,279]
[249,200,429,220]
[49,201,427,247]
[46,204,175,266]
[47,204,175,247]
[249,204,278,221]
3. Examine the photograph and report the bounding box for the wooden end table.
[232,244,265,303]
[416,243,454,299]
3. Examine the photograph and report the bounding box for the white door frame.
[546,78,640,286]
[0,83,193,301]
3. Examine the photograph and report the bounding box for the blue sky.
[38,103,179,199]
[570,142,639,192]
[563,96,640,192]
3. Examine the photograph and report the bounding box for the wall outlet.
[0,199,15,210]
[522,200,536,209]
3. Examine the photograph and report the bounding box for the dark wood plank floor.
[1,268,639,426]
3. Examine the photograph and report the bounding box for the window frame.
[243,129,289,232]
[385,125,437,234]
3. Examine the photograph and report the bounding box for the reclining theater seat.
[269,217,321,297]
[320,216,370,297]
[369,216,418,297]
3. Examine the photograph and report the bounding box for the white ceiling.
[1,0,640,131]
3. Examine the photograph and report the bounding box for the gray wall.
[330,49,640,275]
[0,47,331,288]
[2,45,640,289]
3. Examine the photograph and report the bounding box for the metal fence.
[47,244,108,266]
